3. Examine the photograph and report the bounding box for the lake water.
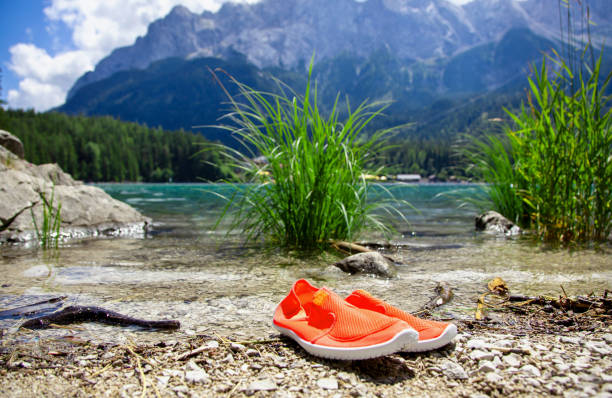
[1,183,610,345]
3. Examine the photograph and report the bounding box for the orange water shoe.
[345,289,457,352]
[273,280,418,360]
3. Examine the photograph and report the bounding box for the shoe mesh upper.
[314,290,396,341]
[347,290,449,339]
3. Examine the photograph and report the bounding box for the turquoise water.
[1,183,609,345]
[97,183,486,238]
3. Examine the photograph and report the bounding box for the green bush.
[211,59,402,248]
[469,52,612,243]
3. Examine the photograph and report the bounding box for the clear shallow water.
[1,183,610,344]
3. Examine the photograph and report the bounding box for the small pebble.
[503,354,521,368]
[230,343,246,352]
[485,372,503,383]
[247,378,277,391]
[441,360,468,380]
[467,339,487,350]
[470,350,494,361]
[477,361,496,373]
[317,377,339,390]
[520,364,541,378]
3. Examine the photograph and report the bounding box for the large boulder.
[334,251,397,278]
[475,211,521,236]
[0,130,25,159]
[0,140,150,243]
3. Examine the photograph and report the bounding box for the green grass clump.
[468,51,612,243]
[31,186,62,249]
[211,59,402,249]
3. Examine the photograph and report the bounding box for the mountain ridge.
[66,0,611,100]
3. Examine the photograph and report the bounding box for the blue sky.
[1,0,473,111]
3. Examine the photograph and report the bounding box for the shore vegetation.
[210,58,405,249]
[467,1,611,243]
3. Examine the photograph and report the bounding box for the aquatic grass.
[208,58,404,249]
[30,186,62,249]
[468,50,611,243]
[460,132,527,226]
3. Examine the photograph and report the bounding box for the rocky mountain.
[57,27,567,149]
[66,0,611,99]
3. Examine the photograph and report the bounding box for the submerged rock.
[0,133,150,244]
[475,211,521,236]
[333,251,397,278]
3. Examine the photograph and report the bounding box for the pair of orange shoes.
[273,279,457,360]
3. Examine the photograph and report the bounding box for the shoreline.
[2,313,610,397]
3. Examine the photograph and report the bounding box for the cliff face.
[0,130,149,244]
[66,0,610,99]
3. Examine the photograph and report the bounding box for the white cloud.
[7,0,261,111]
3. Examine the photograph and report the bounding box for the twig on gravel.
[89,362,113,378]
[416,282,454,314]
[127,345,148,398]
[234,338,282,345]
[176,344,214,361]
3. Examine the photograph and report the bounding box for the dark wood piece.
[20,305,180,330]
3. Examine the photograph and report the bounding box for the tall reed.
[468,51,611,243]
[467,0,611,243]
[31,186,62,249]
[209,58,402,248]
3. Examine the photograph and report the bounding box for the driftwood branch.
[418,282,453,312]
[20,305,180,330]
[0,296,66,318]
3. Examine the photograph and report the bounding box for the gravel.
[1,320,611,397]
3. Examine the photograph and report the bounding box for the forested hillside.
[0,109,231,182]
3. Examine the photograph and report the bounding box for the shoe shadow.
[278,335,457,385]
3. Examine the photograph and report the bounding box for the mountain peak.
[65,0,609,101]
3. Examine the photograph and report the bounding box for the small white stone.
[172,385,189,393]
[496,339,514,348]
[221,353,234,363]
[503,353,521,368]
[467,339,488,350]
[560,336,581,345]
[485,372,503,384]
[602,334,612,344]
[478,361,497,373]
[155,376,170,387]
[246,348,260,357]
[231,342,246,352]
[248,378,277,391]
[441,360,468,380]
[162,369,183,378]
[186,360,201,371]
[205,340,220,349]
[586,341,611,355]
[317,377,339,390]
[470,350,494,361]
[524,378,540,388]
[551,376,571,386]
[520,364,541,378]
[185,369,209,384]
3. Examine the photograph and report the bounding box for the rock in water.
[0,133,150,243]
[334,251,397,278]
[475,211,521,236]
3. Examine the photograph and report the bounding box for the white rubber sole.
[403,323,458,352]
[273,323,418,360]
